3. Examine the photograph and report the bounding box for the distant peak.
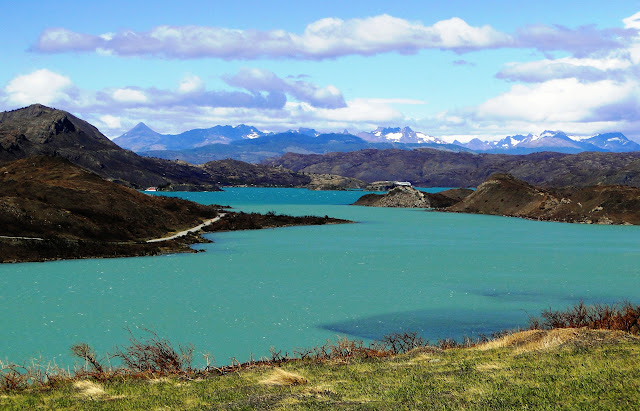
[132,122,151,130]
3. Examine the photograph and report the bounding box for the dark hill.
[0,105,218,190]
[199,158,312,187]
[446,173,640,225]
[264,148,640,188]
[0,156,219,242]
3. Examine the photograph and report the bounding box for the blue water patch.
[2,187,640,366]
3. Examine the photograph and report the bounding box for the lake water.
[2,187,639,367]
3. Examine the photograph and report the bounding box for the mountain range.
[454,130,640,154]
[115,123,640,164]
[118,125,468,164]
[0,105,318,190]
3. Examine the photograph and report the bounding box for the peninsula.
[353,174,640,225]
[0,156,351,263]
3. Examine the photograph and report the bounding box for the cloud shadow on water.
[318,308,528,342]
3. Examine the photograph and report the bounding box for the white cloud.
[98,114,121,129]
[4,69,73,105]
[476,78,633,123]
[623,12,640,29]
[112,88,148,103]
[178,74,205,93]
[33,15,513,60]
[497,54,632,83]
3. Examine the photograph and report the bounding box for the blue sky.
[2,1,640,141]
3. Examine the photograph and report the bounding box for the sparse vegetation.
[529,300,640,334]
[2,303,640,409]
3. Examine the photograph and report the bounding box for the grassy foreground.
[2,328,639,410]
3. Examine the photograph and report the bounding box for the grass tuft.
[72,380,106,398]
[260,368,309,386]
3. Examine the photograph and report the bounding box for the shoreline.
[1,211,352,264]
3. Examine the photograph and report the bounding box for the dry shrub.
[260,368,308,386]
[112,328,194,374]
[530,301,640,333]
[71,343,103,373]
[0,359,69,392]
[372,332,427,354]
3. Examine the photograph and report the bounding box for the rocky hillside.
[0,156,225,262]
[265,148,640,188]
[0,156,220,241]
[199,159,312,187]
[446,173,640,225]
[0,104,219,190]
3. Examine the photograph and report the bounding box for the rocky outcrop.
[353,186,471,208]
[365,181,398,191]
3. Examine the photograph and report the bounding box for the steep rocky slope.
[0,104,219,190]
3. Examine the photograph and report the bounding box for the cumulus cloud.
[476,78,633,123]
[112,88,148,103]
[32,14,640,61]
[33,15,513,60]
[4,69,74,105]
[0,68,389,137]
[223,68,346,108]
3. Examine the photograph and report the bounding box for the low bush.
[529,301,640,334]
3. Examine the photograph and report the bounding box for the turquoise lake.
[2,187,639,367]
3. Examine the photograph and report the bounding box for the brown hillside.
[0,156,219,242]
[264,148,640,188]
[447,173,640,225]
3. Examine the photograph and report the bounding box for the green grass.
[2,329,640,410]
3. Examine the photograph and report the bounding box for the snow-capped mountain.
[456,130,616,154]
[280,127,320,137]
[357,126,447,144]
[116,120,640,156]
[581,132,640,152]
[115,124,265,151]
